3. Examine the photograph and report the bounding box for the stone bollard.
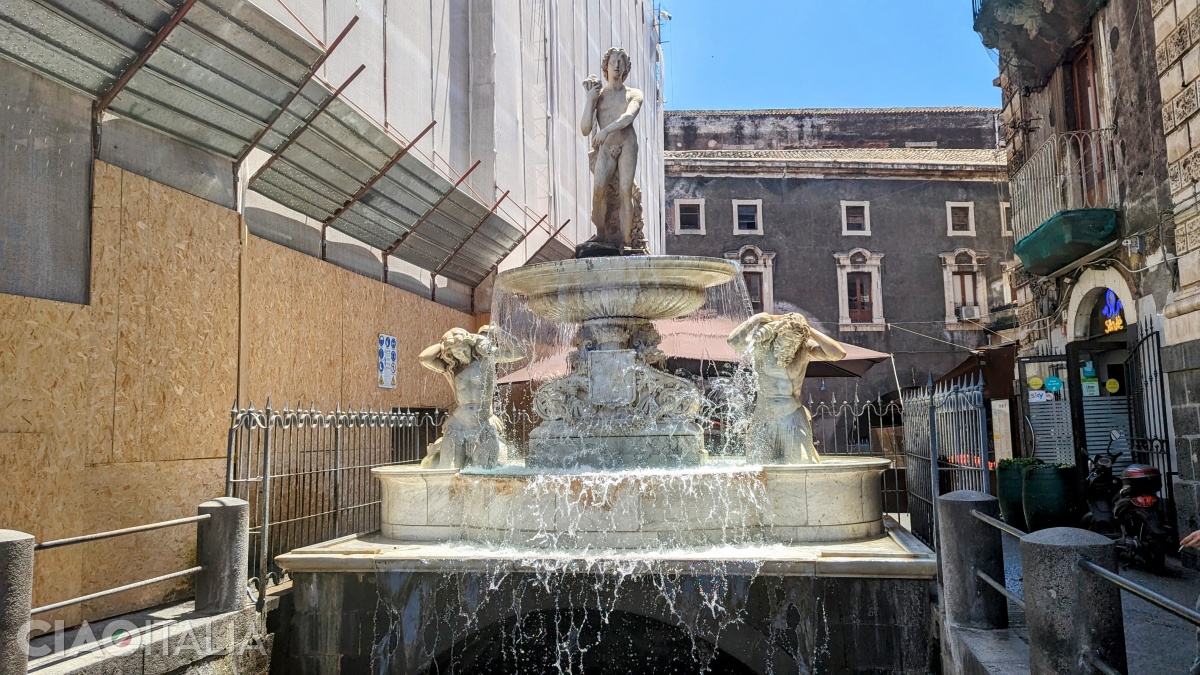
[195,498,249,614]
[937,490,1007,629]
[1022,527,1126,674]
[0,530,34,675]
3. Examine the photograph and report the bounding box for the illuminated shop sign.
[1100,289,1124,334]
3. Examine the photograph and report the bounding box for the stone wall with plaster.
[0,162,473,626]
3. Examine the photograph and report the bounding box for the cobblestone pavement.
[1001,533,1199,674]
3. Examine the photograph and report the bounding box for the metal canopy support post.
[381,159,482,282]
[523,217,574,263]
[235,15,361,167]
[431,191,515,279]
[327,120,437,261]
[482,218,570,282]
[248,65,366,186]
[95,0,201,114]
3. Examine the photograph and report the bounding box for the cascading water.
[279,255,935,675]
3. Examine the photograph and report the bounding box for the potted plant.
[996,456,1042,531]
[1022,463,1080,531]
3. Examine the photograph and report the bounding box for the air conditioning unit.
[958,305,981,321]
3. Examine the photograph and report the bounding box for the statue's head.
[755,313,811,366]
[439,328,478,367]
[601,47,631,83]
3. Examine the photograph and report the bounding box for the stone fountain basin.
[373,458,890,549]
[496,255,738,322]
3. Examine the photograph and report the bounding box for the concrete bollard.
[937,490,1008,629]
[1022,527,1126,674]
[195,498,249,614]
[0,530,34,675]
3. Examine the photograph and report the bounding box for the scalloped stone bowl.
[497,255,738,323]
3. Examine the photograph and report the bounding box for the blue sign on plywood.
[378,334,397,389]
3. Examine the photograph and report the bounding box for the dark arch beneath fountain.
[425,608,759,675]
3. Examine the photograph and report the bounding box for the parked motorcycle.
[1082,430,1169,570]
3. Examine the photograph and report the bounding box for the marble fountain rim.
[274,519,935,579]
[495,255,739,295]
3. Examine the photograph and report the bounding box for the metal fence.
[1010,128,1118,241]
[225,403,445,596]
[902,376,992,548]
[1125,327,1177,525]
[809,396,908,518]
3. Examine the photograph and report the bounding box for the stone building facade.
[1152,0,1200,540]
[974,0,1195,534]
[664,109,1010,399]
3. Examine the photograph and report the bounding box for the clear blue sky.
[659,0,1001,110]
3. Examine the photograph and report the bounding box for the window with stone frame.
[732,199,763,234]
[946,202,976,236]
[726,245,775,313]
[841,201,871,236]
[834,247,884,330]
[674,199,705,234]
[939,248,988,326]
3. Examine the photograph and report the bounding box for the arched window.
[939,248,989,327]
[725,245,775,313]
[833,248,885,330]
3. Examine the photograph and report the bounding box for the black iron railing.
[225,403,445,594]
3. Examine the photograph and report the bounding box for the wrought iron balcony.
[1011,129,1120,275]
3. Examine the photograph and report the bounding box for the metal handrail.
[976,569,1026,609]
[1078,559,1200,628]
[1083,651,1123,675]
[29,514,211,616]
[970,509,1027,539]
[31,567,203,615]
[34,514,210,551]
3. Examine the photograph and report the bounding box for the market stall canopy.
[498,319,891,384]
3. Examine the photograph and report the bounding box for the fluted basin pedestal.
[498,256,738,470]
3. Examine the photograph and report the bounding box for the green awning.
[1014,208,1119,276]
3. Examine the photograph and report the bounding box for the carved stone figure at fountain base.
[528,317,703,469]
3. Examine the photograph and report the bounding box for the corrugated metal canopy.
[249,92,525,287]
[0,0,530,287]
[0,0,325,160]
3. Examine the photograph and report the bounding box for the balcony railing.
[1010,129,1118,242]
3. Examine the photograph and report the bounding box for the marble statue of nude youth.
[580,47,644,253]
[728,313,847,464]
[418,325,525,470]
